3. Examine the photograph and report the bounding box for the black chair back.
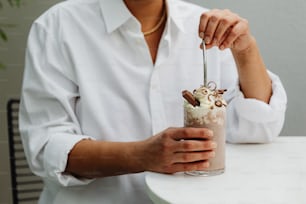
[7,99,43,204]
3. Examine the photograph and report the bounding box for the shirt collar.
[99,0,132,33]
[166,0,185,33]
[99,0,185,34]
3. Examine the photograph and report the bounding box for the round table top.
[145,136,306,204]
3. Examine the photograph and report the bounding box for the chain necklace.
[143,8,167,36]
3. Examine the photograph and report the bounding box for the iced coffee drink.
[182,83,227,176]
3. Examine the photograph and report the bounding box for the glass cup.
[184,102,226,176]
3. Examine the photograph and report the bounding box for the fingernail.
[208,130,214,137]
[213,38,218,45]
[220,45,225,50]
[199,32,204,38]
[211,142,217,148]
[205,37,211,44]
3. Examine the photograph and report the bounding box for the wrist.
[231,36,263,72]
[125,140,147,173]
[231,35,257,56]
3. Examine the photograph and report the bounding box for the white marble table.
[145,136,306,204]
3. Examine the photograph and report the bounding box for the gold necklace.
[143,8,166,36]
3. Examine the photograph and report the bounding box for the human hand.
[140,127,216,174]
[199,9,254,53]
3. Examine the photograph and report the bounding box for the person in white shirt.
[19,0,287,203]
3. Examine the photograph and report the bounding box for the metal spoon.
[201,38,207,87]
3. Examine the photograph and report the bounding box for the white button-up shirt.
[19,0,287,203]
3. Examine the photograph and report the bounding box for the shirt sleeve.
[220,49,287,143]
[19,22,95,186]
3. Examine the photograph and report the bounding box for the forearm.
[65,139,145,179]
[231,37,272,103]
[65,128,217,178]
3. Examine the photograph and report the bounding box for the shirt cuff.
[225,70,287,144]
[232,71,287,123]
[43,133,96,187]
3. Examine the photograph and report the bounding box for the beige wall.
[0,1,61,203]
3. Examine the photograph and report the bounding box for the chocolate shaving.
[182,90,200,107]
[217,89,227,94]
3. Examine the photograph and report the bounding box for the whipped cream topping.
[184,84,227,126]
[189,85,227,110]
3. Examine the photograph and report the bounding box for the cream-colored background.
[1,0,305,203]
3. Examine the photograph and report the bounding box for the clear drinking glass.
[184,98,226,176]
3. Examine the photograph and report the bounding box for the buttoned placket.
[149,68,167,134]
[149,32,171,134]
[121,17,171,134]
